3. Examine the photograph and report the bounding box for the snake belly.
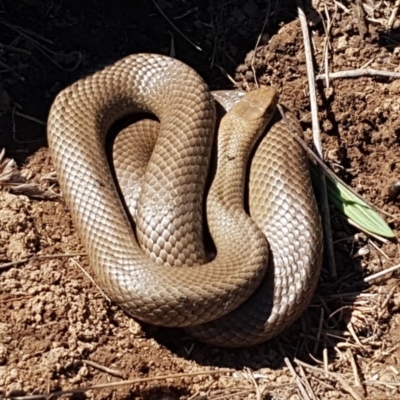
[47,53,323,347]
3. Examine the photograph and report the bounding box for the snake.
[47,53,323,348]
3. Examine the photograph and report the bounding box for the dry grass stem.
[151,0,202,51]
[298,364,317,400]
[388,0,400,28]
[0,253,87,270]
[82,360,124,379]
[355,0,368,38]
[5,369,235,400]
[0,16,81,71]
[250,2,272,88]
[70,258,112,303]
[14,110,46,125]
[334,1,350,14]
[361,263,400,283]
[0,149,59,198]
[296,0,322,157]
[285,358,310,400]
[317,68,400,80]
[0,148,24,186]
[294,359,363,400]
[296,0,337,280]
[368,239,390,260]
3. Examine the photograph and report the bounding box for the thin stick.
[285,358,310,400]
[347,349,363,391]
[0,253,87,270]
[82,360,124,379]
[355,0,368,38]
[250,1,272,88]
[173,7,198,20]
[316,68,400,80]
[0,59,25,80]
[0,17,54,44]
[211,389,259,400]
[388,0,400,29]
[361,263,400,283]
[296,1,322,157]
[5,369,235,400]
[346,219,388,244]
[322,3,336,90]
[70,258,112,303]
[0,293,35,304]
[313,308,324,354]
[208,0,218,68]
[0,17,81,72]
[380,285,396,310]
[296,0,337,278]
[368,239,390,260]
[214,64,238,86]
[244,367,262,400]
[168,31,176,58]
[297,364,317,400]
[12,107,43,145]
[323,339,329,376]
[364,380,400,389]
[151,0,202,51]
[0,42,31,54]
[14,110,46,125]
[334,1,350,14]
[294,359,363,400]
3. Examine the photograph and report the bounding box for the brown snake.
[47,53,323,347]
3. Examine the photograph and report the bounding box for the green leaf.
[310,165,395,239]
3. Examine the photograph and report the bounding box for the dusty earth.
[1,0,400,399]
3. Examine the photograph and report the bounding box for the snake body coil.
[47,53,323,347]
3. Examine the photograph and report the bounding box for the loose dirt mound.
[1,1,400,399]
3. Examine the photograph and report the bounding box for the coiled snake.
[47,53,323,347]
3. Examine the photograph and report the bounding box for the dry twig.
[82,360,124,379]
[250,2,272,88]
[0,149,59,198]
[360,263,400,284]
[0,16,82,71]
[151,0,202,51]
[5,369,235,400]
[296,1,322,157]
[355,0,368,38]
[296,0,337,279]
[388,0,400,28]
[285,358,311,400]
[70,258,112,303]
[317,68,400,80]
[0,253,87,270]
[294,359,363,400]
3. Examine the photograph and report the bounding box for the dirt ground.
[1,0,400,399]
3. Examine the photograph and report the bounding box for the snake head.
[230,87,279,124]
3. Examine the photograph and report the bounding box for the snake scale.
[47,53,323,347]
